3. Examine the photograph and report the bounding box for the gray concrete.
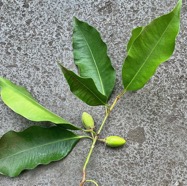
[0,0,187,185]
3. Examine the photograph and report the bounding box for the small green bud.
[82,112,95,129]
[105,136,126,147]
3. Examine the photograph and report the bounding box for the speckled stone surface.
[0,0,187,185]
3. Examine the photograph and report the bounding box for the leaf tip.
[57,61,62,67]
[174,0,182,12]
[57,62,67,74]
[178,0,182,5]
[73,16,80,25]
[58,64,66,73]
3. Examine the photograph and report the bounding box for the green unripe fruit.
[82,112,95,129]
[105,136,126,147]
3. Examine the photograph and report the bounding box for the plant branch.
[97,90,125,135]
[79,90,126,186]
[80,137,97,186]
[109,90,126,112]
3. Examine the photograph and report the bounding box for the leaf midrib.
[0,136,81,162]
[77,26,106,95]
[125,14,175,90]
[63,67,106,105]
[0,80,66,123]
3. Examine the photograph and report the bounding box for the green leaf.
[73,17,116,98]
[0,77,80,130]
[122,0,182,91]
[127,27,144,52]
[0,126,82,177]
[59,64,107,106]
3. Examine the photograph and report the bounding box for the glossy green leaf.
[127,27,144,52]
[122,0,182,91]
[73,17,116,98]
[59,64,107,106]
[0,126,82,177]
[0,77,80,130]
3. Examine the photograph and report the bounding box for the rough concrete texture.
[0,0,187,185]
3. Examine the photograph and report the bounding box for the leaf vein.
[125,15,175,90]
[78,27,106,95]
[0,136,81,161]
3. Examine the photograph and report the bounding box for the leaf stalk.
[86,179,99,186]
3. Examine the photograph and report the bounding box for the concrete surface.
[0,0,187,185]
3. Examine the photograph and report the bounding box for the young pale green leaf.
[0,77,80,130]
[59,64,107,106]
[122,0,182,91]
[73,17,116,99]
[0,126,82,177]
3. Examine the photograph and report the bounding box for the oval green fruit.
[105,136,126,147]
[82,112,95,129]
